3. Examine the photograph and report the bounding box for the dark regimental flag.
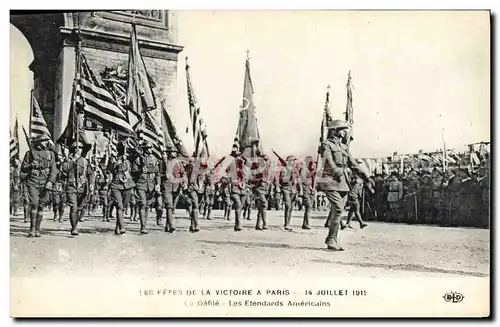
[234,51,263,157]
[126,23,156,129]
[319,85,333,145]
[344,71,354,143]
[10,117,19,161]
[185,57,209,160]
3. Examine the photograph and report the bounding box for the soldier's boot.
[234,209,242,231]
[246,208,252,220]
[206,207,212,220]
[53,210,58,222]
[261,209,268,230]
[118,209,126,234]
[139,207,148,234]
[13,203,18,216]
[302,208,311,229]
[165,208,175,233]
[156,209,163,226]
[255,210,262,230]
[356,211,367,229]
[28,209,37,237]
[23,208,28,223]
[325,215,344,251]
[131,206,137,221]
[70,210,79,236]
[284,207,293,231]
[35,212,43,237]
[58,207,63,223]
[189,210,200,233]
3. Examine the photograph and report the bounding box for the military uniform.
[316,120,373,251]
[343,174,368,229]
[51,156,67,222]
[160,152,185,232]
[96,164,112,222]
[298,158,316,229]
[10,161,21,216]
[62,143,92,236]
[386,173,403,223]
[20,135,57,237]
[242,185,253,220]
[131,141,160,234]
[250,155,271,230]
[108,148,136,235]
[219,177,232,220]
[230,156,247,231]
[184,159,201,232]
[277,156,299,231]
[203,172,216,220]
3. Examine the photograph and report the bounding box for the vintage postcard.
[9,10,490,318]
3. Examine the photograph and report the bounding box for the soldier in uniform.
[251,153,271,230]
[430,168,445,225]
[229,156,247,231]
[108,142,136,235]
[51,152,67,222]
[242,184,253,220]
[203,169,216,220]
[342,172,368,229]
[131,141,160,234]
[10,158,21,216]
[298,156,316,229]
[159,150,184,232]
[219,176,232,220]
[386,171,403,223]
[184,157,201,232]
[277,155,299,231]
[20,134,57,237]
[96,157,112,222]
[316,120,374,251]
[62,142,92,236]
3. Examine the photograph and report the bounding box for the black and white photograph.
[9,9,490,317]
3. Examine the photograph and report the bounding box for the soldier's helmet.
[286,155,296,162]
[327,120,349,130]
[139,140,153,149]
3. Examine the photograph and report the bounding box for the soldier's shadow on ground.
[199,239,322,251]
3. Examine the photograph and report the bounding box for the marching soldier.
[184,157,201,232]
[230,156,247,231]
[20,134,57,237]
[160,150,184,232]
[342,172,368,229]
[316,120,374,251]
[298,156,316,229]
[62,142,92,236]
[131,140,160,234]
[251,153,271,230]
[203,169,216,220]
[51,152,67,222]
[96,158,112,222]
[108,142,136,235]
[242,184,253,220]
[276,155,299,231]
[219,176,232,220]
[10,158,21,216]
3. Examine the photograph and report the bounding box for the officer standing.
[108,142,136,235]
[20,134,57,237]
[62,142,92,236]
[131,141,160,234]
[316,120,374,251]
[298,156,316,229]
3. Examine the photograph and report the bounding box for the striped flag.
[161,101,188,157]
[79,53,135,136]
[10,117,19,161]
[126,23,156,129]
[185,58,209,159]
[30,91,55,147]
[138,110,164,159]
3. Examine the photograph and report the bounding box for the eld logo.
[443,291,464,303]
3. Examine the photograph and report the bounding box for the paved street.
[10,209,490,279]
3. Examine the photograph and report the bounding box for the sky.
[10,10,490,160]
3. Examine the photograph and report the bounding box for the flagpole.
[312,85,330,193]
[441,128,446,172]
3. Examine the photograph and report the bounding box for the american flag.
[138,110,164,159]
[185,58,209,159]
[31,91,55,147]
[79,53,135,136]
[10,117,19,161]
[345,71,354,138]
